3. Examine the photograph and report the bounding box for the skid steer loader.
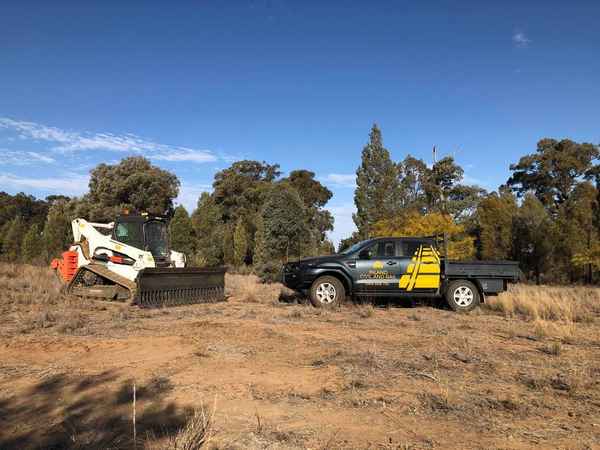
[51,213,225,307]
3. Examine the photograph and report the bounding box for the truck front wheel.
[445,280,480,312]
[310,276,345,308]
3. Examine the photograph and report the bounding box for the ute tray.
[135,267,226,307]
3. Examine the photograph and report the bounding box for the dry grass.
[225,273,284,304]
[155,407,213,450]
[485,283,600,342]
[0,262,92,335]
[485,284,600,323]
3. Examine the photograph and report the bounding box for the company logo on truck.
[399,245,441,291]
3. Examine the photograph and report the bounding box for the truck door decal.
[399,245,441,291]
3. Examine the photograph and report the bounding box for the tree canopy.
[85,156,180,221]
[507,139,599,209]
[353,124,400,239]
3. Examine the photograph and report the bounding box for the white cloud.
[512,31,531,47]
[322,173,356,188]
[0,172,89,196]
[0,118,217,164]
[0,149,55,165]
[175,183,212,212]
[152,149,216,163]
[327,203,357,247]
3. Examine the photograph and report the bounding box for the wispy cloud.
[0,172,89,196]
[322,173,356,188]
[0,149,55,165]
[0,118,217,164]
[512,31,531,48]
[152,149,217,163]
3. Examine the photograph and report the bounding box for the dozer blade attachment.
[135,267,226,307]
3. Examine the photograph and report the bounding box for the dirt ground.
[1,266,599,449]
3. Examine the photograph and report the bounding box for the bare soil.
[1,266,599,449]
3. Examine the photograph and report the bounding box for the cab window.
[381,241,396,257]
[359,241,397,259]
[399,240,424,257]
[114,221,143,249]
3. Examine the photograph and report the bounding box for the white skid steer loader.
[51,213,225,307]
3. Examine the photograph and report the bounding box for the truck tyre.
[445,280,480,312]
[310,276,345,308]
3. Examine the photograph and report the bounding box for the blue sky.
[1,1,599,244]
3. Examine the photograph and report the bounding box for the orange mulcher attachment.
[50,251,78,283]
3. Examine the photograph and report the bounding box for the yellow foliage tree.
[572,242,600,270]
[371,211,475,260]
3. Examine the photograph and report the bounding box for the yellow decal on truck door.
[399,245,441,291]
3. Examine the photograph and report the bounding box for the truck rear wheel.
[445,280,480,312]
[310,276,345,308]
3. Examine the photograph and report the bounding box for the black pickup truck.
[282,236,521,312]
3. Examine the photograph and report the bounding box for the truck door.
[354,240,406,292]
[397,240,441,292]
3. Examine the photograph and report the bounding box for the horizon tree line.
[0,125,598,284]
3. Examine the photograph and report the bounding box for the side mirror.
[358,249,370,259]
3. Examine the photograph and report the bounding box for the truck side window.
[358,243,377,259]
[400,241,421,257]
[381,241,395,258]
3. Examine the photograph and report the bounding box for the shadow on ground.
[0,370,192,449]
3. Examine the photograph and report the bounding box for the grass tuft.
[485,284,600,323]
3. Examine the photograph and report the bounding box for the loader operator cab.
[113,215,171,263]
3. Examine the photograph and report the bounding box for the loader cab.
[113,215,171,264]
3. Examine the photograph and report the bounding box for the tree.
[338,231,362,253]
[43,200,74,261]
[318,239,335,255]
[262,185,310,260]
[85,156,180,221]
[282,170,334,247]
[212,160,280,222]
[507,139,599,210]
[476,189,518,260]
[222,225,234,265]
[253,214,267,267]
[0,221,12,258]
[397,156,428,211]
[396,155,484,220]
[557,182,599,282]
[169,206,195,257]
[372,211,475,259]
[21,223,44,263]
[0,192,48,230]
[233,218,248,266]
[2,217,27,261]
[423,156,464,211]
[512,194,555,284]
[353,124,400,239]
[191,192,224,267]
[254,186,310,281]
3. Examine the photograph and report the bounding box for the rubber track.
[68,263,137,304]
